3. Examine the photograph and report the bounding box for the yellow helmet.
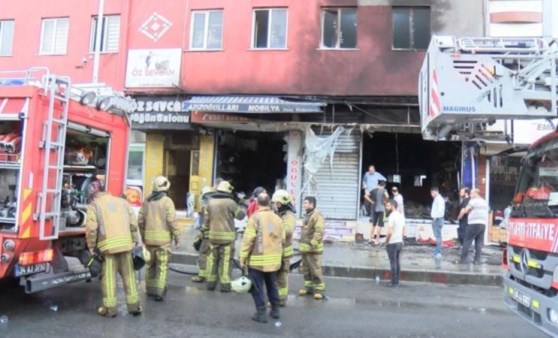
[272,189,292,204]
[217,180,233,193]
[152,176,170,192]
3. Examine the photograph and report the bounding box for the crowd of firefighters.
[84,175,325,323]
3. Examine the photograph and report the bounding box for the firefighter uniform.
[192,188,217,283]
[138,186,181,300]
[299,208,326,299]
[239,206,284,323]
[86,191,141,317]
[202,182,245,291]
[275,206,295,306]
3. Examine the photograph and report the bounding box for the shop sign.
[125,49,181,88]
[487,119,557,145]
[129,97,191,130]
[191,111,253,123]
[287,131,303,211]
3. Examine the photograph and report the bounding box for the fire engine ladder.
[36,75,70,240]
[424,36,558,141]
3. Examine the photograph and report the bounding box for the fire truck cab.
[0,68,131,293]
[419,36,558,336]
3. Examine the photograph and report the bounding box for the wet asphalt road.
[0,268,547,338]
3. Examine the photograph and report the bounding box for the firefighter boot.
[313,292,324,300]
[191,276,205,283]
[251,306,268,324]
[269,304,280,319]
[97,306,117,318]
[298,288,313,296]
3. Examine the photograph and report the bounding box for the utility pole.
[92,0,105,83]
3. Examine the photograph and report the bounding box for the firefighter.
[191,186,217,283]
[271,189,296,307]
[298,196,326,300]
[202,180,245,292]
[85,179,142,318]
[138,176,182,301]
[239,193,284,323]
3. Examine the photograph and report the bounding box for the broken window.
[321,8,357,49]
[392,7,430,50]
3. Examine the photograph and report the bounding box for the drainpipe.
[92,0,105,83]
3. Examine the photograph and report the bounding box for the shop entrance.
[165,149,190,210]
[216,131,287,196]
[361,132,461,219]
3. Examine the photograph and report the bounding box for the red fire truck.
[419,36,558,336]
[0,68,131,293]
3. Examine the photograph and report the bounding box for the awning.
[183,96,325,114]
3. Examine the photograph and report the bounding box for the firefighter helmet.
[272,189,292,205]
[132,246,151,271]
[217,180,234,193]
[201,186,215,196]
[231,275,252,293]
[152,176,170,192]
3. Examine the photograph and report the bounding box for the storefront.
[129,96,214,212]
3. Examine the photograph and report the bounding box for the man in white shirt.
[456,188,488,264]
[384,199,405,287]
[430,187,445,258]
[391,186,404,217]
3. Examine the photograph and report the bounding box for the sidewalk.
[171,226,505,286]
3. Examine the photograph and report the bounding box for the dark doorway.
[361,132,461,218]
[217,131,287,196]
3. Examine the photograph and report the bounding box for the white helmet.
[152,176,170,192]
[231,275,252,293]
[272,189,292,204]
[217,180,234,193]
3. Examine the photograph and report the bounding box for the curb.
[170,252,503,286]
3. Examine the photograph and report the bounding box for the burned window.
[253,8,287,49]
[393,7,430,50]
[321,8,357,49]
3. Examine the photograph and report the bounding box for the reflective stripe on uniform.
[283,245,293,257]
[208,231,235,241]
[144,230,172,241]
[98,235,133,252]
[299,243,311,252]
[248,253,282,266]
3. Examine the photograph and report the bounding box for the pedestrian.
[239,193,285,323]
[383,199,405,287]
[365,180,389,245]
[391,186,405,217]
[456,188,488,264]
[298,196,326,300]
[246,186,266,218]
[85,179,142,318]
[138,176,183,301]
[430,187,445,258]
[362,165,386,217]
[271,189,296,307]
[191,186,217,284]
[202,180,246,292]
[456,187,471,247]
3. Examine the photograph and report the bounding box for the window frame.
[0,20,15,56]
[392,6,431,51]
[319,7,358,50]
[251,7,288,50]
[189,9,224,51]
[39,17,69,55]
[89,15,121,53]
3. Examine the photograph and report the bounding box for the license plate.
[511,287,532,308]
[14,263,48,277]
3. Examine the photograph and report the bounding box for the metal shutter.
[302,128,360,220]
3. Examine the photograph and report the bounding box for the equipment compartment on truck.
[0,121,22,230]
